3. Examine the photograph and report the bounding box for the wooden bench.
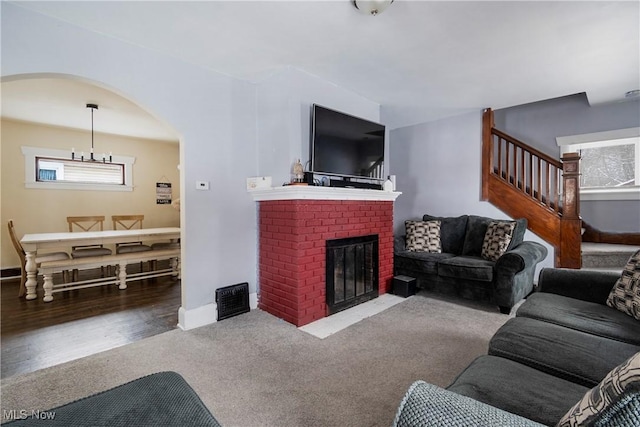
[38,248,181,302]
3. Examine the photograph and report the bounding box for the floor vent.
[216,282,250,321]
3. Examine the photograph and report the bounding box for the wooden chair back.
[67,216,106,232]
[112,215,145,231]
[112,215,146,249]
[67,216,107,252]
[8,220,28,297]
[7,219,26,265]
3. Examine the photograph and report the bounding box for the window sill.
[26,182,133,192]
[580,187,639,201]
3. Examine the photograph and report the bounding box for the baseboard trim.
[177,292,258,331]
[1,268,21,279]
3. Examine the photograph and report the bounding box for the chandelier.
[72,103,112,163]
[353,0,394,16]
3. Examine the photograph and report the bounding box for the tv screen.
[310,104,385,181]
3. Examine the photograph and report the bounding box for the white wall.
[2,3,258,329]
[389,111,554,274]
[256,67,382,186]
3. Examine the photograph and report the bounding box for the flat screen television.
[310,104,385,182]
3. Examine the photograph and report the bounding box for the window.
[575,139,637,189]
[22,146,134,192]
[558,128,640,201]
[37,157,125,185]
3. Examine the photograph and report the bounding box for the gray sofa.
[394,214,547,314]
[393,268,640,426]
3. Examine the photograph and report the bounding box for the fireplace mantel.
[248,185,401,202]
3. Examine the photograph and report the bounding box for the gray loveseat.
[393,268,640,427]
[394,214,547,314]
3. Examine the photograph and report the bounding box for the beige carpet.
[1,292,512,427]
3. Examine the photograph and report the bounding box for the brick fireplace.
[250,186,400,327]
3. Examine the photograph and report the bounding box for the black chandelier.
[72,103,112,163]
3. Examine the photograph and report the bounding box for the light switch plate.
[246,176,272,190]
[196,181,209,190]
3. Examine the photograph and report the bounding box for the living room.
[1,2,639,426]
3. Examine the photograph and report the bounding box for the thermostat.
[196,181,210,190]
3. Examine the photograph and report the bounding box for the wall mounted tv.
[310,104,385,182]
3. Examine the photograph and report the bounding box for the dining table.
[20,227,181,300]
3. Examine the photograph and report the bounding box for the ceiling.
[2,1,639,138]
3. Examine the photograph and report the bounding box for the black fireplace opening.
[326,234,379,315]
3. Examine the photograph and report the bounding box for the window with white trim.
[22,146,135,192]
[37,157,125,185]
[558,128,640,201]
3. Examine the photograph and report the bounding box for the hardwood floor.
[1,267,180,379]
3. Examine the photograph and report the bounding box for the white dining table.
[20,227,181,300]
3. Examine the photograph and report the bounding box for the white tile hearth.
[299,294,407,339]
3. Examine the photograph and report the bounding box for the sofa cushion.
[517,293,640,346]
[1,371,222,427]
[489,317,640,387]
[393,381,546,427]
[447,355,589,426]
[481,220,516,262]
[422,214,468,255]
[557,352,640,427]
[405,220,442,253]
[394,251,456,276]
[509,217,527,250]
[462,215,527,257]
[437,256,494,282]
[607,249,640,320]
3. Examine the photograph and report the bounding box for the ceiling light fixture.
[625,89,640,99]
[72,103,112,163]
[353,0,394,16]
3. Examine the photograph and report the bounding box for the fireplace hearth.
[326,235,379,315]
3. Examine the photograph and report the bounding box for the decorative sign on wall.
[156,182,172,205]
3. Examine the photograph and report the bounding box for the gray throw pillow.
[556,351,640,427]
[606,249,640,321]
[405,220,442,253]
[481,220,516,262]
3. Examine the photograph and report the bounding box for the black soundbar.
[329,178,382,190]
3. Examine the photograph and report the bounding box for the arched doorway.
[1,74,183,378]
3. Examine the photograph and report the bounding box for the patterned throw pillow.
[405,220,441,253]
[606,249,640,320]
[480,221,516,262]
[556,352,640,427]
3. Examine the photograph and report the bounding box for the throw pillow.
[405,220,441,253]
[480,220,516,262]
[606,249,640,320]
[556,351,640,427]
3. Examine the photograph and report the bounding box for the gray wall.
[2,4,382,329]
[256,67,381,186]
[389,111,554,272]
[2,4,259,329]
[494,94,640,232]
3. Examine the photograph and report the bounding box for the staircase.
[482,109,581,268]
[481,108,639,269]
[581,243,637,273]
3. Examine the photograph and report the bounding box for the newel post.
[558,152,582,268]
[481,108,494,200]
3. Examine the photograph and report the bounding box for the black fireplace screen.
[326,234,379,315]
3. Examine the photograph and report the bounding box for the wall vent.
[215,282,250,321]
